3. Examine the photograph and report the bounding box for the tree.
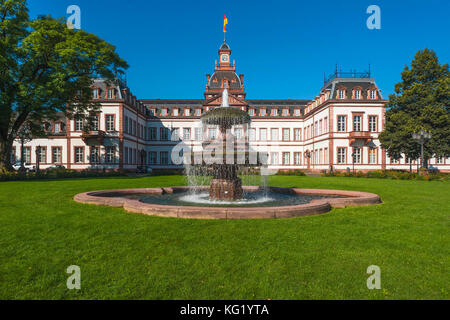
[0,0,128,170]
[379,49,450,167]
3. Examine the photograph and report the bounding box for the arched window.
[353,87,362,99]
[92,87,99,99]
[337,87,346,99]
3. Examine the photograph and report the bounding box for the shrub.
[322,169,448,181]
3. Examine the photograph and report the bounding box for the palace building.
[12,41,449,172]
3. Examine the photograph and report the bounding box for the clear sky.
[28,0,449,100]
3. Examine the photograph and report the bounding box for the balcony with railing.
[81,130,105,144]
[349,131,372,145]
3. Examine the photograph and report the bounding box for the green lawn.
[0,175,448,299]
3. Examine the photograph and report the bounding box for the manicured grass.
[0,175,448,299]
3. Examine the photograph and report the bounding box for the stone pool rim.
[73,186,382,220]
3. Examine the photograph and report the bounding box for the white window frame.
[75,147,84,163]
[338,116,346,132]
[106,115,115,131]
[195,127,202,141]
[353,115,361,132]
[270,152,279,165]
[271,128,279,141]
[282,128,290,141]
[183,128,191,140]
[337,148,346,164]
[369,116,377,132]
[52,147,62,163]
[353,148,361,164]
[294,152,301,165]
[260,128,267,141]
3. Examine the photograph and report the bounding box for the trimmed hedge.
[322,170,449,181]
[275,169,306,176]
[0,169,126,182]
[149,169,184,176]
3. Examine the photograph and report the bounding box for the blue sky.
[28,0,449,100]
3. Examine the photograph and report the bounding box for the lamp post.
[16,124,32,172]
[412,130,432,169]
[140,149,146,166]
[351,151,355,175]
[35,146,41,173]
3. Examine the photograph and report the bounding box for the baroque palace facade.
[11,42,449,172]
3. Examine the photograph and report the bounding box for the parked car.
[46,165,66,171]
[136,166,152,174]
[12,161,35,172]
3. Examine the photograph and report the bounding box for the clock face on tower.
[221,54,229,62]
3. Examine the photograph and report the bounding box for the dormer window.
[282,109,289,116]
[370,90,377,99]
[184,108,190,116]
[271,109,278,116]
[260,109,266,116]
[92,88,99,99]
[161,109,167,116]
[249,109,255,116]
[338,89,346,99]
[54,123,61,133]
[195,109,202,117]
[107,88,114,99]
[355,89,361,99]
[295,109,301,117]
[173,108,179,116]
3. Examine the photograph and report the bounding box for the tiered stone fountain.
[199,85,251,201]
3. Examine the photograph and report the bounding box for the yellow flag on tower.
[223,14,228,33]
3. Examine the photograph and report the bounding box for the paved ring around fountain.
[73,186,382,219]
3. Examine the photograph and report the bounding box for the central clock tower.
[218,41,231,67]
[204,41,247,105]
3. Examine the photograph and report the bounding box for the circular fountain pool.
[74,186,382,219]
[100,190,342,208]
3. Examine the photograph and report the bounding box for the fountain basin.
[74,186,381,220]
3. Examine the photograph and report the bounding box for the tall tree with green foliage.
[0,0,128,170]
[379,49,450,166]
